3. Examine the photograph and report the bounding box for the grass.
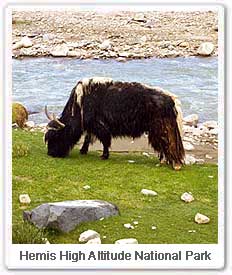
[12,129,218,244]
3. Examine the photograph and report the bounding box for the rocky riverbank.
[12,10,218,60]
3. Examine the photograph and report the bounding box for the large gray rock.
[23,200,119,232]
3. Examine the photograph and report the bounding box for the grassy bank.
[12,129,218,244]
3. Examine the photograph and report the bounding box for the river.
[12,57,218,123]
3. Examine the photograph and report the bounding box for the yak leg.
[99,136,111,160]
[80,133,91,155]
[93,125,111,160]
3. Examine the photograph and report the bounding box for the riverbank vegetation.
[12,129,218,244]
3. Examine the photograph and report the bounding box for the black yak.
[44,77,185,170]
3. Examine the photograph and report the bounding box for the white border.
[5,3,225,270]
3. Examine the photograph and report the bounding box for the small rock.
[116,57,127,62]
[25,121,35,128]
[19,194,31,204]
[67,50,82,58]
[79,230,100,242]
[42,238,50,244]
[181,192,194,203]
[197,42,215,56]
[183,114,199,127]
[86,237,101,244]
[124,223,134,229]
[99,40,111,50]
[118,52,131,58]
[196,158,205,164]
[183,141,195,151]
[50,45,69,57]
[209,128,218,135]
[13,36,33,49]
[142,152,150,157]
[140,35,147,43]
[195,213,210,224]
[184,155,196,165]
[141,189,157,196]
[179,41,189,47]
[151,226,157,230]
[205,154,213,159]
[203,121,218,129]
[115,238,138,244]
[83,185,91,190]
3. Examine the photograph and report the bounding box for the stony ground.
[12,10,218,59]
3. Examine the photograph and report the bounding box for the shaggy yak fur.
[44,77,185,169]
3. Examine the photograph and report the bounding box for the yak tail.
[148,100,185,169]
[163,112,185,166]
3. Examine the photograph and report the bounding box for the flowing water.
[12,57,218,123]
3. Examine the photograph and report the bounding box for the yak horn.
[45,105,53,121]
[52,113,65,128]
[45,105,65,128]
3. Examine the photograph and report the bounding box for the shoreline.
[12,10,218,60]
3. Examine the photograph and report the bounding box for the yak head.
[44,106,82,158]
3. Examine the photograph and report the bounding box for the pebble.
[194,213,210,224]
[115,238,138,244]
[197,42,215,56]
[183,141,195,151]
[183,114,199,127]
[184,155,196,165]
[181,192,194,203]
[86,237,101,244]
[25,121,35,128]
[141,189,157,196]
[13,36,33,49]
[79,230,100,242]
[19,194,31,204]
[124,223,134,229]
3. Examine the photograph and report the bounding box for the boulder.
[12,102,28,128]
[23,200,119,233]
[197,42,215,56]
[183,114,199,127]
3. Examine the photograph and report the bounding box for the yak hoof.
[100,154,109,160]
[173,163,182,171]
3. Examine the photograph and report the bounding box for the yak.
[44,77,185,170]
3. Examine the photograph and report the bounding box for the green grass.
[12,129,218,244]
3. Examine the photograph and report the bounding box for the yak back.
[82,81,177,138]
